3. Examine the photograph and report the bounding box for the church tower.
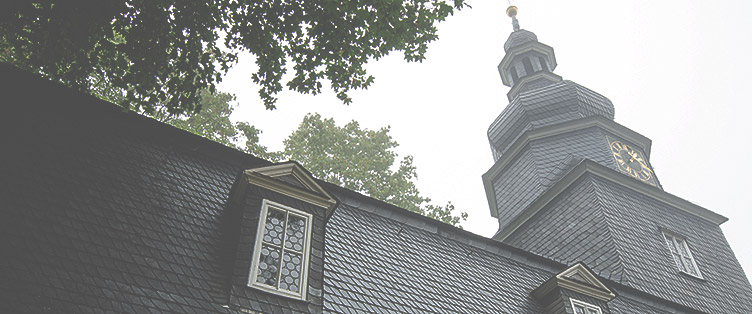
[483,6,752,312]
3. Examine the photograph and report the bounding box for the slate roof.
[2,63,265,313]
[592,176,752,312]
[323,197,554,313]
[505,172,752,313]
[489,126,619,229]
[487,80,615,161]
[504,29,539,52]
[1,63,747,314]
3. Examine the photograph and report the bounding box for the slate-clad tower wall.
[484,14,752,313]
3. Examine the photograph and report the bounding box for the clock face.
[608,138,655,184]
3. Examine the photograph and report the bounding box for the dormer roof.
[532,263,617,302]
[235,162,338,217]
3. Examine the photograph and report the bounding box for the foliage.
[0,0,466,114]
[155,100,466,226]
[151,90,274,160]
[165,91,240,147]
[0,1,228,115]
[281,114,467,226]
[235,121,282,161]
[424,202,467,228]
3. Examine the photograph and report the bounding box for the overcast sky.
[219,1,752,279]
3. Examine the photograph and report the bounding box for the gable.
[555,263,616,301]
[234,162,338,217]
[531,263,616,314]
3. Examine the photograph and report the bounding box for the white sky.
[219,1,752,280]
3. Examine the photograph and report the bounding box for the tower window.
[571,299,602,314]
[662,230,702,278]
[510,67,520,84]
[249,200,313,299]
[522,57,534,75]
[539,57,549,71]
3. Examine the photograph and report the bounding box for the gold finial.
[506,6,520,31]
[506,5,518,18]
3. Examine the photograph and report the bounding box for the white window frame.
[570,299,602,314]
[248,199,313,299]
[661,230,703,279]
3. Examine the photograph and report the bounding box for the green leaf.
[0,0,466,114]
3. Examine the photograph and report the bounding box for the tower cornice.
[492,159,728,241]
[484,115,653,218]
[505,71,562,101]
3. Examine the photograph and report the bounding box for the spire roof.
[497,5,561,100]
[503,29,538,52]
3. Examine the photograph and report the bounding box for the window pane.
[250,201,313,297]
[662,231,701,277]
[683,257,697,275]
[284,214,307,252]
[263,208,286,246]
[279,252,303,293]
[256,244,281,286]
[665,235,678,253]
[574,305,586,314]
[678,239,690,257]
[587,309,600,314]
[673,254,686,272]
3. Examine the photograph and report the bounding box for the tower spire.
[506,5,520,31]
[497,5,562,100]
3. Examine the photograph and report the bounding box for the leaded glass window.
[662,231,702,278]
[571,299,602,314]
[249,200,312,298]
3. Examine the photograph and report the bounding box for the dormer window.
[571,299,602,314]
[226,162,337,311]
[531,263,615,313]
[248,199,313,299]
[662,230,702,278]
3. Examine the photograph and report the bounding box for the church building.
[2,6,751,314]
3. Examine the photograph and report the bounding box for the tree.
[281,114,467,226]
[0,0,466,115]
[157,97,467,226]
[152,89,278,160]
[164,91,240,147]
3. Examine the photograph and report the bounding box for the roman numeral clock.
[607,136,658,187]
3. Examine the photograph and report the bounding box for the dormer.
[532,263,616,314]
[223,162,337,313]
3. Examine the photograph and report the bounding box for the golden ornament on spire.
[506,5,518,18]
[506,5,520,31]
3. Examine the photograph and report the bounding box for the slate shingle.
[488,80,615,161]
